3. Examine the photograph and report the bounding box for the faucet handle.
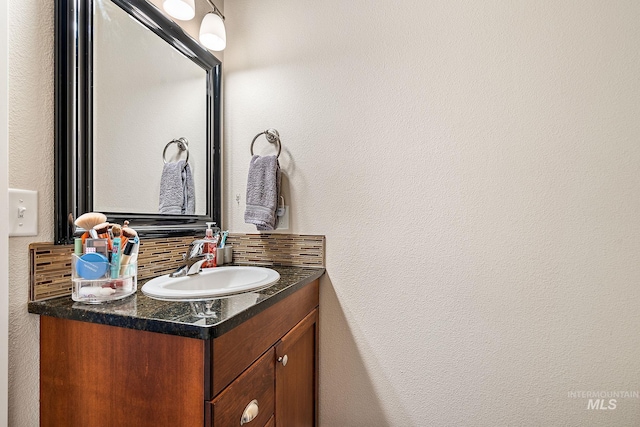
[186,240,206,259]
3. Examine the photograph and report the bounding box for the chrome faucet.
[170,239,211,278]
[170,223,220,278]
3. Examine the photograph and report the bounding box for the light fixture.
[199,0,226,51]
[163,0,226,51]
[162,0,195,21]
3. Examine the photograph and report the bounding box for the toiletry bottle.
[119,239,138,277]
[110,224,122,279]
[202,222,217,268]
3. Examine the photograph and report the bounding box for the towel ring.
[163,137,190,164]
[250,129,281,158]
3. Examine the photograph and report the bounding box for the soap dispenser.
[202,222,218,268]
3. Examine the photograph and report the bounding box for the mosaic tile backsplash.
[30,233,325,301]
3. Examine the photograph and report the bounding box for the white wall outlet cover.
[8,189,38,237]
[276,206,289,230]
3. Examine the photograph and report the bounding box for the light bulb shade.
[163,0,195,21]
[199,12,226,51]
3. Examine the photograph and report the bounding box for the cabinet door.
[275,309,318,427]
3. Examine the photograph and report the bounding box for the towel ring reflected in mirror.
[250,128,281,158]
[163,137,190,164]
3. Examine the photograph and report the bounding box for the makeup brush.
[110,224,122,239]
[93,222,112,250]
[121,220,138,249]
[74,212,107,241]
[75,212,107,232]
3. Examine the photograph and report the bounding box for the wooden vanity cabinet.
[208,308,318,427]
[40,279,319,427]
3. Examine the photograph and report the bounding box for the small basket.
[71,253,137,303]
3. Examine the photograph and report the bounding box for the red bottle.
[202,223,218,268]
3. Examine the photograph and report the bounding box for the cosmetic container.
[72,253,137,303]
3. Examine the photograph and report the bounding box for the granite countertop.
[28,265,324,340]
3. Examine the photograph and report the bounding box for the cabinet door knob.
[277,354,288,366]
[240,399,259,425]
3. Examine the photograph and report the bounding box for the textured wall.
[224,1,640,425]
[1,0,9,423]
[8,0,54,424]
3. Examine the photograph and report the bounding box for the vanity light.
[162,0,195,21]
[199,0,226,51]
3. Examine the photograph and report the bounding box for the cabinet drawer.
[211,348,275,427]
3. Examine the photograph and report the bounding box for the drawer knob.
[277,354,288,367]
[240,399,259,425]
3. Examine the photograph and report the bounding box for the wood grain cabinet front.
[275,309,318,427]
[39,279,319,427]
[210,348,275,427]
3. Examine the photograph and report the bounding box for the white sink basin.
[141,266,280,301]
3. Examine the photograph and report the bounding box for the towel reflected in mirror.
[159,160,195,215]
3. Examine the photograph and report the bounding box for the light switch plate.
[9,189,38,237]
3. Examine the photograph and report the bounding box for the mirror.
[55,0,222,244]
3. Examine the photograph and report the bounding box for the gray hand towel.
[244,155,281,230]
[159,160,195,215]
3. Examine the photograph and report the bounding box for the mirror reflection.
[93,0,207,215]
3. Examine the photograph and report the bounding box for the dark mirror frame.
[55,0,222,244]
